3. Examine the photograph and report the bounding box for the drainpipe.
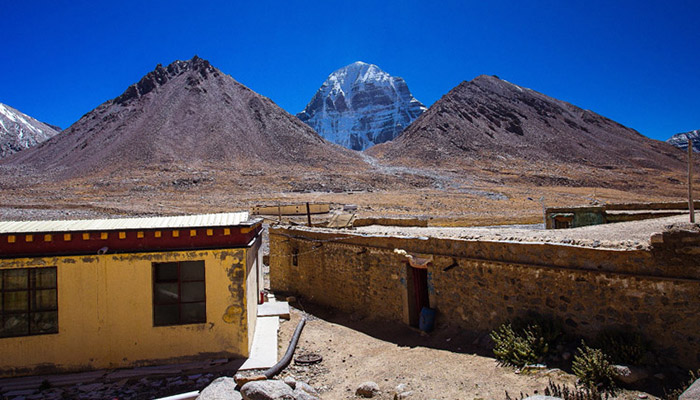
[689,133,695,223]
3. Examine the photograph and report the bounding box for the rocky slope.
[297,61,426,150]
[368,75,685,174]
[667,130,700,152]
[2,56,362,180]
[0,102,60,158]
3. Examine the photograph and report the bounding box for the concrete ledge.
[239,317,279,371]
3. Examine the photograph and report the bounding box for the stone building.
[0,212,263,377]
[270,223,700,369]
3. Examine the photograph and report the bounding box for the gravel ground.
[354,213,699,250]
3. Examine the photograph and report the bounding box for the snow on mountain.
[0,102,60,158]
[667,129,700,152]
[297,61,426,151]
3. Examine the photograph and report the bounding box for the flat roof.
[0,212,254,234]
[353,213,698,250]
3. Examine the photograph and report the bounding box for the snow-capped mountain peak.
[0,102,60,158]
[667,129,700,153]
[297,62,426,151]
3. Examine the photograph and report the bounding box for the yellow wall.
[0,248,255,377]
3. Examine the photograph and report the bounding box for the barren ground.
[274,304,661,400]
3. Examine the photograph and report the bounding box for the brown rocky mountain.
[2,56,361,180]
[367,75,686,177]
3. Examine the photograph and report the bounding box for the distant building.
[0,212,263,377]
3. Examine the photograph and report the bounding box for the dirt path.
[275,305,656,400]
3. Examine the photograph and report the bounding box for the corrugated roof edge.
[0,212,261,234]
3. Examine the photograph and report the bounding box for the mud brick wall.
[270,226,700,369]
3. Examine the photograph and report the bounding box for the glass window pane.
[34,268,57,289]
[181,282,205,302]
[33,289,57,311]
[180,261,204,281]
[1,313,28,337]
[155,263,178,282]
[181,302,206,324]
[154,304,179,326]
[30,311,58,334]
[5,269,28,289]
[154,283,179,304]
[4,292,28,312]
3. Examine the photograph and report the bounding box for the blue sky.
[2,0,698,141]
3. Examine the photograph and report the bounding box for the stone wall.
[270,226,700,369]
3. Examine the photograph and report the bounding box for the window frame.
[0,267,58,338]
[152,261,207,327]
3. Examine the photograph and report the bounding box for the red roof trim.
[0,223,262,259]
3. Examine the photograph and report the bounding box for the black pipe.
[264,317,306,379]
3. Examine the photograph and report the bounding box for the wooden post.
[278,204,282,224]
[306,202,312,227]
[689,134,695,223]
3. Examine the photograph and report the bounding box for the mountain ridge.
[367,74,687,186]
[1,56,362,180]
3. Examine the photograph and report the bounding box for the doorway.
[406,264,429,327]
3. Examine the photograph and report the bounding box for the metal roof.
[0,212,254,234]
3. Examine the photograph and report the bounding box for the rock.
[241,380,295,400]
[394,391,413,399]
[679,378,700,400]
[197,377,242,400]
[295,381,318,395]
[283,377,296,389]
[523,396,563,400]
[395,384,408,393]
[293,387,321,400]
[356,381,380,398]
[611,365,650,384]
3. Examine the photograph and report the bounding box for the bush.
[595,329,649,365]
[572,342,616,392]
[505,380,609,400]
[491,318,560,367]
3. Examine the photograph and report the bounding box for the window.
[152,261,206,326]
[0,267,58,338]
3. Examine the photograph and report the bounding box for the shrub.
[572,342,616,392]
[544,380,609,400]
[505,380,609,400]
[491,318,560,367]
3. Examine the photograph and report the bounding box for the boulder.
[611,365,650,384]
[522,396,563,400]
[241,380,295,400]
[679,378,700,400]
[356,381,380,398]
[197,377,242,400]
